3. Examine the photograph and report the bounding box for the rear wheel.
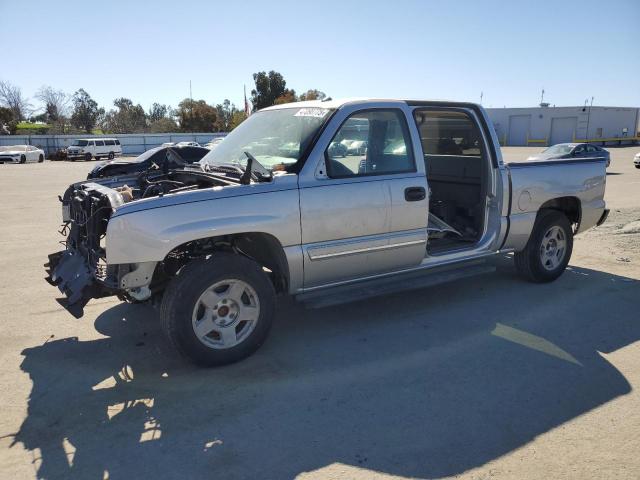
[108,152,114,160]
[38,154,44,163]
[515,210,573,283]
[84,153,92,161]
[160,253,276,366]
[20,155,26,164]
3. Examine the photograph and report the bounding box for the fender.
[106,188,301,265]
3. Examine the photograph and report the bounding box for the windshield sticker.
[294,108,329,118]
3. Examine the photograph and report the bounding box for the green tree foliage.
[274,90,297,105]
[102,98,147,133]
[215,99,243,131]
[229,111,247,131]
[148,116,179,133]
[148,103,169,123]
[177,99,217,132]
[299,89,327,101]
[250,71,293,111]
[70,89,104,133]
[147,103,177,132]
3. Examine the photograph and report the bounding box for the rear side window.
[95,140,105,146]
[413,109,486,157]
[115,140,121,145]
[325,109,415,178]
[105,140,115,146]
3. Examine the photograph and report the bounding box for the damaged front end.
[46,169,238,317]
[45,182,125,317]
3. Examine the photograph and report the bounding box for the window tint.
[574,145,585,154]
[325,109,415,178]
[89,141,95,146]
[115,140,121,145]
[95,140,105,146]
[586,145,597,153]
[105,139,115,146]
[413,109,485,157]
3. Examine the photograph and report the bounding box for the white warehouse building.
[486,105,639,147]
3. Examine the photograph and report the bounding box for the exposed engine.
[47,169,238,316]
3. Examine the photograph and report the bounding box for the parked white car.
[0,145,45,164]
[67,138,122,161]
[634,152,640,169]
[176,141,201,147]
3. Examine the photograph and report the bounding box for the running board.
[296,260,495,309]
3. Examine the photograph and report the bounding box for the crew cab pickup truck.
[46,99,609,366]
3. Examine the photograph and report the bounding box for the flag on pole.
[244,85,251,117]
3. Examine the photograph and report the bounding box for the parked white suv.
[67,138,122,161]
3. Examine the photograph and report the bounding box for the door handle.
[404,186,426,202]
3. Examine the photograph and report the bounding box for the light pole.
[585,96,594,142]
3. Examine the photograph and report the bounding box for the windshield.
[0,145,26,152]
[542,144,573,155]
[199,107,333,172]
[71,140,89,147]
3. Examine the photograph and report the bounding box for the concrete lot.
[0,147,639,479]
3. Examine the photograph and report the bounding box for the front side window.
[71,140,88,147]
[325,109,415,178]
[115,140,121,145]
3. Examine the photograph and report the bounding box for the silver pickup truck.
[46,99,609,366]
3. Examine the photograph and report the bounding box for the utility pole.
[189,80,193,133]
[480,91,483,105]
[540,88,545,105]
[585,96,594,143]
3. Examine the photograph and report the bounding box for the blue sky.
[2,0,638,113]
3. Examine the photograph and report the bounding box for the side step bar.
[296,259,496,309]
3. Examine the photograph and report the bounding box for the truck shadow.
[12,258,640,479]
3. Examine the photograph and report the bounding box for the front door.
[298,105,428,288]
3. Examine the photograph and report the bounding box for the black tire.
[84,153,92,161]
[514,209,573,283]
[108,152,114,160]
[635,165,640,169]
[20,155,26,164]
[160,253,276,366]
[38,154,44,163]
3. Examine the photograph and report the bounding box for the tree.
[35,86,69,122]
[215,99,241,132]
[102,97,147,133]
[147,103,178,132]
[250,71,291,111]
[0,106,17,134]
[148,103,169,123]
[70,89,103,133]
[229,110,247,131]
[148,116,179,133]
[176,99,217,132]
[0,80,31,120]
[274,90,297,105]
[299,89,327,101]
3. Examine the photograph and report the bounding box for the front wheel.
[514,210,573,283]
[20,155,26,164]
[38,154,44,163]
[160,253,276,366]
[84,153,92,161]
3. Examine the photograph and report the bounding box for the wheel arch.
[160,231,290,294]
[538,196,581,230]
